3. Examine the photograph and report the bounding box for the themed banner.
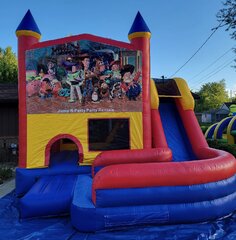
[26,40,142,114]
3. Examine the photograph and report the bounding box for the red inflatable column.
[16,10,41,167]
[128,12,152,148]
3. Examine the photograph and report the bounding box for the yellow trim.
[222,133,227,140]
[60,141,77,151]
[213,116,232,140]
[16,30,41,40]
[158,95,182,98]
[227,116,236,145]
[174,78,194,110]
[128,32,151,40]
[204,123,218,138]
[26,112,143,168]
[150,79,159,110]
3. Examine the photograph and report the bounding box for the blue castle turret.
[128,11,151,40]
[16,9,41,40]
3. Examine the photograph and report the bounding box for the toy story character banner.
[25,40,142,114]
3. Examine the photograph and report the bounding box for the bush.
[207,140,236,157]
[0,167,13,184]
[201,126,208,133]
[200,123,212,134]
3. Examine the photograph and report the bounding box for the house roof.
[223,102,236,108]
[190,91,200,100]
[0,83,18,103]
[215,108,229,115]
[202,109,217,114]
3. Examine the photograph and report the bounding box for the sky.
[1,0,235,94]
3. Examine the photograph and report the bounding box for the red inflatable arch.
[45,134,84,166]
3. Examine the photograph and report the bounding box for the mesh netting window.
[88,118,130,151]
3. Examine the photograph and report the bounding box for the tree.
[0,47,18,83]
[216,0,236,66]
[230,96,236,102]
[216,0,236,40]
[195,80,229,112]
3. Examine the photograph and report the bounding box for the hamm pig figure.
[26,80,41,97]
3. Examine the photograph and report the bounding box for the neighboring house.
[201,109,216,123]
[217,102,231,114]
[201,102,236,123]
[214,103,231,122]
[0,83,18,164]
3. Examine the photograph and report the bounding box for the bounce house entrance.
[51,138,77,153]
[47,135,82,168]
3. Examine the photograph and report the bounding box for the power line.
[168,19,226,78]
[203,59,235,80]
[191,55,235,86]
[189,46,235,81]
[198,56,234,80]
[190,57,235,90]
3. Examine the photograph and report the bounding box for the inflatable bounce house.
[15,10,236,232]
[205,104,236,145]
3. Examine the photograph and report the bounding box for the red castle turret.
[128,12,152,148]
[16,10,41,167]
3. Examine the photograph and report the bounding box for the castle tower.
[16,10,41,167]
[128,12,152,148]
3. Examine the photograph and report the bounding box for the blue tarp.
[1,191,236,240]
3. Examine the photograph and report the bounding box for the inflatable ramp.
[19,174,78,218]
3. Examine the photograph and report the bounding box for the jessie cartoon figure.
[120,64,141,101]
